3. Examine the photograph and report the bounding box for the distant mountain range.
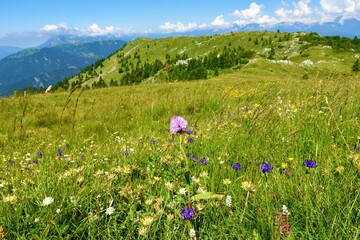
[0,37,126,96]
[132,18,360,40]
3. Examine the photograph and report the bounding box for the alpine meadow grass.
[0,73,359,239]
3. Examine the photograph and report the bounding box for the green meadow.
[1,31,360,239]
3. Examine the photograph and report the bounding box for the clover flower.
[170,116,188,134]
[304,159,317,168]
[260,162,273,173]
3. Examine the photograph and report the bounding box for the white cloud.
[40,22,69,32]
[319,0,360,20]
[294,0,312,16]
[233,2,277,26]
[87,23,118,36]
[233,2,262,19]
[159,22,198,32]
[275,0,317,23]
[211,15,230,27]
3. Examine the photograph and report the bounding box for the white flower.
[226,195,232,207]
[34,218,39,223]
[189,229,196,239]
[56,208,61,214]
[179,187,188,195]
[42,197,54,206]
[106,206,115,215]
[282,205,290,215]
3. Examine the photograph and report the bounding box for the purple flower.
[170,116,188,134]
[151,140,156,145]
[232,163,241,171]
[37,152,44,157]
[186,153,191,158]
[200,158,208,165]
[168,139,174,143]
[124,151,129,156]
[65,143,69,148]
[80,155,85,159]
[8,159,14,164]
[181,206,196,220]
[192,155,197,161]
[304,159,317,168]
[186,130,193,135]
[355,145,360,151]
[260,162,273,173]
[33,159,39,164]
[57,148,63,157]
[187,138,194,143]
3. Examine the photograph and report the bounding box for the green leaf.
[191,192,224,201]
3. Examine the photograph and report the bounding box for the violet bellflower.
[232,163,241,171]
[181,206,196,220]
[260,162,273,173]
[304,159,317,169]
[170,116,188,134]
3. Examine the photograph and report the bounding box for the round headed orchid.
[170,116,188,134]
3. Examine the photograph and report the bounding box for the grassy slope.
[70,31,359,87]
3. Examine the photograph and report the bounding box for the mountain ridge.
[0,39,127,96]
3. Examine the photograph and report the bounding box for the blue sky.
[0,0,359,47]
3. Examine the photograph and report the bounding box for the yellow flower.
[336,166,345,174]
[3,195,17,204]
[281,162,288,169]
[140,216,154,226]
[241,181,255,192]
[153,176,161,181]
[288,157,294,162]
[223,179,232,185]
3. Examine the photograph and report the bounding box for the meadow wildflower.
[181,205,196,220]
[187,138,194,143]
[105,206,115,215]
[42,197,54,206]
[3,195,17,204]
[138,227,148,236]
[304,159,317,168]
[33,159,39,164]
[37,152,44,157]
[200,158,208,165]
[336,165,344,174]
[165,181,174,191]
[170,116,188,134]
[141,216,154,226]
[189,229,197,239]
[241,181,255,192]
[57,148,63,157]
[179,188,188,196]
[260,162,273,173]
[226,195,232,207]
[223,178,232,185]
[281,162,288,169]
[232,162,241,171]
[0,226,5,239]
